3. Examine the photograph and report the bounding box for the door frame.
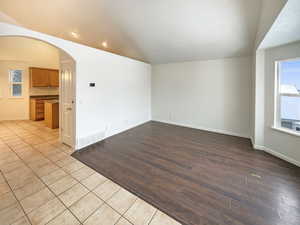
[59,58,76,150]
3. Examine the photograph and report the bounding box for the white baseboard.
[252,144,266,151]
[250,137,265,151]
[154,120,300,168]
[263,147,300,167]
[251,139,300,167]
[77,118,300,168]
[76,119,151,150]
[152,119,249,139]
[106,119,151,140]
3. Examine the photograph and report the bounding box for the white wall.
[152,57,252,138]
[0,61,29,120]
[0,37,59,66]
[0,23,151,149]
[252,50,266,147]
[0,37,59,120]
[251,0,286,146]
[263,41,300,165]
[76,53,151,148]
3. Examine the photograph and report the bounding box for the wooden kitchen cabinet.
[30,96,59,121]
[30,68,49,87]
[30,99,45,120]
[30,67,59,87]
[44,100,59,129]
[49,70,59,87]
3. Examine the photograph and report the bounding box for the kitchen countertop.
[44,100,59,104]
[30,95,59,99]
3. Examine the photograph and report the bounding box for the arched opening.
[0,35,76,150]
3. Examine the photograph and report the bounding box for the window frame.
[9,69,24,98]
[273,57,300,136]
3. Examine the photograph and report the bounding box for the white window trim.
[271,126,300,137]
[9,69,24,98]
[273,57,300,137]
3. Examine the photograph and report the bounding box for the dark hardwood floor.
[72,121,300,225]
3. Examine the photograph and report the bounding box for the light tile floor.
[0,120,181,225]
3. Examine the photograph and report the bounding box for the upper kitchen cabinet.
[48,69,59,87]
[30,67,59,87]
[30,67,49,87]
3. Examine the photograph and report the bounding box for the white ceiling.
[259,0,300,49]
[0,0,262,63]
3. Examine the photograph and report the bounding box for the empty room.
[0,0,300,225]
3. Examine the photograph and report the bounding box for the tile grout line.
[18,152,83,225]
[16,122,97,225]
[4,122,100,224]
[113,195,139,225]
[78,179,122,224]
[0,163,33,225]
[72,154,169,224]
[147,208,158,225]
[4,146,137,225]
[1,122,83,225]
[56,173,132,224]
[2,122,79,225]
[71,175,114,223]
[75,178,136,225]
[1,121,163,225]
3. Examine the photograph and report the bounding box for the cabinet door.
[30,99,36,120]
[30,68,49,87]
[49,70,59,87]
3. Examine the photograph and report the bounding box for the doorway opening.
[0,36,76,149]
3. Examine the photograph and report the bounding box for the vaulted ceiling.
[260,0,300,49]
[0,0,262,63]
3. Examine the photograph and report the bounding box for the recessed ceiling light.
[70,32,79,38]
[102,41,108,48]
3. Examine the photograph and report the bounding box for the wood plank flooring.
[72,121,300,225]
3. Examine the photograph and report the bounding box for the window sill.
[271,126,300,137]
[8,97,25,99]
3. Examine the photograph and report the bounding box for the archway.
[0,34,76,149]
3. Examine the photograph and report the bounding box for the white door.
[60,59,75,147]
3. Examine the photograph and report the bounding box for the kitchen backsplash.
[30,87,59,96]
